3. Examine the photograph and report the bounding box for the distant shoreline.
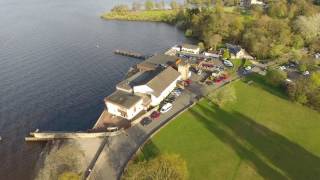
[101,10,178,23]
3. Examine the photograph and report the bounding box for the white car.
[285,79,293,83]
[303,71,310,76]
[160,103,173,113]
[223,60,233,67]
[279,66,286,71]
[245,66,252,71]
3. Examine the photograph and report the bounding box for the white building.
[181,43,200,54]
[240,0,264,8]
[133,66,181,106]
[105,55,184,120]
[104,90,144,120]
[204,52,221,58]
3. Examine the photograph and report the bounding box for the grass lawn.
[101,10,177,23]
[137,78,320,180]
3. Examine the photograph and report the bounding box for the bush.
[58,172,80,180]
[286,74,320,109]
[209,84,237,107]
[286,81,308,104]
[185,29,192,37]
[298,62,307,72]
[111,5,129,13]
[265,69,287,87]
[123,154,188,180]
[223,49,230,59]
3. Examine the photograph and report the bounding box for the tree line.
[265,69,320,111]
[175,0,320,58]
[111,0,183,13]
[110,0,320,111]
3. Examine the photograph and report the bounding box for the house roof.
[144,54,177,65]
[116,80,132,91]
[146,66,181,97]
[182,43,199,50]
[226,43,242,55]
[105,90,142,109]
[137,61,158,71]
[130,68,162,86]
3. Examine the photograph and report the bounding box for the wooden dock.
[114,49,148,60]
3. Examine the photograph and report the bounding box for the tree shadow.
[189,101,320,180]
[137,140,160,162]
[243,73,287,100]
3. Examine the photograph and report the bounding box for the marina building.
[104,55,184,120]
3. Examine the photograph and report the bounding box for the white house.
[133,66,182,106]
[204,52,221,58]
[104,90,144,120]
[240,0,264,8]
[226,43,253,60]
[181,44,200,54]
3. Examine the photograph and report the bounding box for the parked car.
[150,111,160,119]
[279,66,286,71]
[303,71,310,76]
[244,66,252,71]
[211,70,221,77]
[185,79,192,85]
[214,74,228,83]
[172,89,182,97]
[214,77,223,83]
[140,117,152,126]
[223,60,233,67]
[107,126,119,132]
[160,103,173,113]
[172,92,181,97]
[164,97,175,103]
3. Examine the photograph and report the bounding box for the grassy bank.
[101,10,178,23]
[131,78,320,180]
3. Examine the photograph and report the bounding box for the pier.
[113,49,149,60]
[25,108,130,141]
[25,131,122,141]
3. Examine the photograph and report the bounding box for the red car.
[214,74,228,83]
[214,77,223,83]
[185,79,192,85]
[150,111,160,119]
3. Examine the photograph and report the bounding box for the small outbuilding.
[104,90,144,120]
[180,44,200,54]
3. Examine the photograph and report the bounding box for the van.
[107,126,119,132]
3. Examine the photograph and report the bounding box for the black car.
[140,117,152,126]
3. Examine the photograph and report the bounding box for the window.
[118,109,127,118]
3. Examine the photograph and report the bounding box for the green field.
[137,79,320,180]
[101,10,177,23]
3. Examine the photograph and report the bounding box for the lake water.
[0,0,188,179]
